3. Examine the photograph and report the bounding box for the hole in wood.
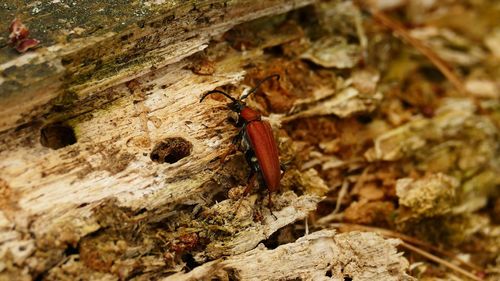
[262,229,280,250]
[181,253,200,271]
[212,190,227,203]
[356,114,373,124]
[64,244,79,256]
[150,137,193,164]
[40,123,77,149]
[325,269,333,277]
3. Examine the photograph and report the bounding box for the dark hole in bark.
[77,202,89,208]
[262,228,280,249]
[212,190,227,203]
[356,114,373,124]
[263,45,283,56]
[40,123,77,149]
[150,137,192,164]
[181,253,200,271]
[134,208,147,215]
[64,244,79,256]
[325,269,333,277]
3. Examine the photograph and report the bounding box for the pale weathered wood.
[165,230,414,281]
[0,0,315,133]
[0,1,414,280]
[0,1,323,280]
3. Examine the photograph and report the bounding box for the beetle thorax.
[240,107,261,122]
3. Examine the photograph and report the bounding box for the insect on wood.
[200,75,282,207]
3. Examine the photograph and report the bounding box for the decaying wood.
[166,230,414,281]
[0,0,316,133]
[0,1,415,280]
[331,223,486,281]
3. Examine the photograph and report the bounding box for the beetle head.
[227,99,245,113]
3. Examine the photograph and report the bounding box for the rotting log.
[0,0,316,133]
[166,230,413,281]
[0,1,413,280]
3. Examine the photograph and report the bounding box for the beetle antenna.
[241,74,280,100]
[200,90,237,103]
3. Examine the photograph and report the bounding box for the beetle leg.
[219,144,236,164]
[232,168,256,215]
[266,188,277,216]
[219,126,246,164]
[243,170,257,196]
[232,126,245,149]
[235,125,246,142]
[280,163,287,172]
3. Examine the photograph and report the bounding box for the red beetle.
[200,75,281,207]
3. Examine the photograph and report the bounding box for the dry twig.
[365,8,467,96]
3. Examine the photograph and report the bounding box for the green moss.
[0,0,172,47]
[0,0,234,52]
